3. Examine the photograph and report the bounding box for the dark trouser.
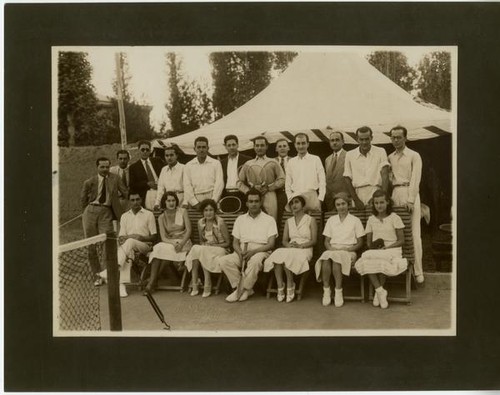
[275,188,287,243]
[82,205,113,274]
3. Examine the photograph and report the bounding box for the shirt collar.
[246,210,263,220]
[167,162,180,171]
[129,207,146,215]
[195,156,212,165]
[255,155,268,162]
[356,146,372,158]
[228,153,239,161]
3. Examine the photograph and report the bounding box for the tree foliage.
[367,51,415,92]
[416,51,451,110]
[166,52,213,137]
[58,51,103,146]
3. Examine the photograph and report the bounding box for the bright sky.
[81,46,439,131]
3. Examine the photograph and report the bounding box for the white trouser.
[216,242,270,290]
[392,188,423,276]
[117,238,152,283]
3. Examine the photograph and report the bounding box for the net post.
[106,224,122,331]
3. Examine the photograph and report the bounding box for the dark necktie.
[121,168,128,187]
[144,160,155,183]
[328,153,337,175]
[280,158,286,173]
[99,177,107,204]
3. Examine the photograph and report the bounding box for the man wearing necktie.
[110,149,131,211]
[324,130,349,211]
[129,140,164,210]
[80,157,128,284]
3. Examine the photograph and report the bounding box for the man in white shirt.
[388,125,424,283]
[110,149,130,211]
[219,134,251,208]
[324,130,349,211]
[285,133,326,212]
[129,140,164,210]
[344,126,390,209]
[217,188,278,302]
[98,191,157,297]
[183,136,224,208]
[238,136,285,220]
[274,138,291,224]
[153,144,185,210]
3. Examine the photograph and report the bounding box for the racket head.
[262,161,278,186]
[218,195,242,214]
[246,164,264,187]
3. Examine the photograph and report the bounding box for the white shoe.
[190,288,199,296]
[372,292,380,307]
[225,289,240,303]
[334,288,344,307]
[119,283,128,298]
[377,288,389,309]
[416,274,425,284]
[202,287,212,298]
[239,288,254,302]
[322,287,331,306]
[277,287,285,303]
[286,285,295,303]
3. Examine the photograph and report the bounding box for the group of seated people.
[113,186,408,310]
[85,124,422,310]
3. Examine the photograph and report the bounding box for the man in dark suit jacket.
[80,157,128,282]
[129,140,164,210]
[324,130,349,211]
[219,135,251,211]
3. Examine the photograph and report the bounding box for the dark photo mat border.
[4,2,500,391]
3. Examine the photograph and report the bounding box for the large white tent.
[154,52,451,155]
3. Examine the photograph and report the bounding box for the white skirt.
[263,247,312,275]
[315,244,357,280]
[184,245,228,273]
[354,247,408,276]
[148,239,192,263]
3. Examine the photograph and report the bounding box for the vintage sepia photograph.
[53,45,456,336]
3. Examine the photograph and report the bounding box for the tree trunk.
[67,112,75,146]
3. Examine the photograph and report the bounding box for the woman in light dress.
[354,189,407,309]
[145,191,192,293]
[315,192,364,307]
[264,195,317,303]
[185,199,230,297]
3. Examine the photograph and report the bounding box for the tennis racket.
[218,195,242,214]
[246,164,265,189]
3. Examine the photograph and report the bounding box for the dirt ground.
[99,273,452,333]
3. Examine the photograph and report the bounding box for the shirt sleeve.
[266,217,278,238]
[408,151,422,204]
[343,151,353,179]
[212,160,224,203]
[155,168,166,206]
[183,164,198,206]
[392,213,405,229]
[316,156,326,201]
[322,218,333,238]
[365,215,374,234]
[378,147,390,172]
[354,217,365,238]
[147,212,157,235]
[285,160,293,200]
[232,217,242,239]
[118,215,127,237]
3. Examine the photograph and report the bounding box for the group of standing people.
[80,124,423,307]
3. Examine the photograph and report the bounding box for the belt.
[355,185,378,189]
[393,182,410,188]
[89,203,111,208]
[225,188,240,193]
[168,190,184,193]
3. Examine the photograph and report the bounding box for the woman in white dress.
[145,191,192,293]
[185,199,230,297]
[354,189,407,309]
[315,192,364,307]
[264,195,317,303]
